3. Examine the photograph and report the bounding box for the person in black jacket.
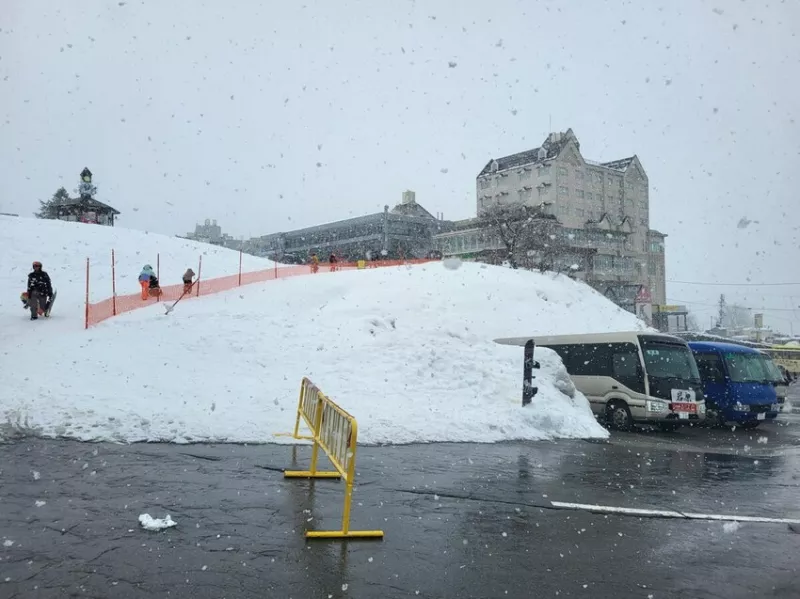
[27,261,53,320]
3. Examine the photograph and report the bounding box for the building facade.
[183,219,240,249]
[456,129,666,313]
[247,191,450,263]
[54,168,120,226]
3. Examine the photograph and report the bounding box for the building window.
[593,173,602,184]
[519,189,532,201]
[538,165,550,178]
[638,199,647,210]
[607,194,615,202]
[576,207,585,217]
[586,192,593,202]
[479,179,490,189]
[518,170,530,181]
[558,167,568,176]
[639,217,648,226]
[559,204,571,215]
[576,190,584,199]
[626,180,634,190]
[625,199,634,210]
[575,170,583,181]
[538,186,549,198]
[559,186,569,196]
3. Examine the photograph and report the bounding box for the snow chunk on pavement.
[138,514,177,531]
[723,521,741,533]
[3,540,14,547]
[34,500,46,507]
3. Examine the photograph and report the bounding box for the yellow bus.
[766,345,800,377]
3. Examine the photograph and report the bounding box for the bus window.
[723,352,770,384]
[694,353,725,384]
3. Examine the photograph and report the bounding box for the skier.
[329,253,338,272]
[182,268,196,295]
[138,264,161,299]
[27,261,53,320]
[310,253,320,274]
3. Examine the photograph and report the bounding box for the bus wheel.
[741,421,760,430]
[606,401,633,431]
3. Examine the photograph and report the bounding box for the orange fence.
[85,254,436,328]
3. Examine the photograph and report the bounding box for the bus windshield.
[641,341,701,382]
[723,352,771,384]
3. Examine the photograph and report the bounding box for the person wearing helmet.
[27,261,53,320]
[138,264,161,300]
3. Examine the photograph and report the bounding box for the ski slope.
[0,217,648,444]
[0,215,275,335]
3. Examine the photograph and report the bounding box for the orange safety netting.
[86,258,435,328]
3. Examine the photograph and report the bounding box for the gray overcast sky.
[2,0,799,333]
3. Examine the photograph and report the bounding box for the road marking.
[550,501,800,525]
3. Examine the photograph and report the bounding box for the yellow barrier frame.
[283,378,384,540]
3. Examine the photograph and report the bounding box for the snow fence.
[84,254,436,328]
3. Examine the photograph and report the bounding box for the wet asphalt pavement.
[2,397,800,598]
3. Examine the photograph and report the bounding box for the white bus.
[495,332,707,430]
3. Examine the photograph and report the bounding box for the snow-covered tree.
[35,187,69,220]
[478,202,563,271]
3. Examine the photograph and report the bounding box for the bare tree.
[478,202,563,271]
[686,311,702,332]
[723,304,753,330]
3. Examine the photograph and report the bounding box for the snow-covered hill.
[0,217,647,444]
[0,215,275,334]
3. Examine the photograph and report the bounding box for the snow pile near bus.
[0,218,647,444]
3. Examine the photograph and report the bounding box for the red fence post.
[111,249,117,316]
[157,253,160,284]
[274,259,278,280]
[84,257,90,330]
[238,249,242,286]
[196,255,202,297]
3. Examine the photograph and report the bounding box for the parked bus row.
[495,332,791,431]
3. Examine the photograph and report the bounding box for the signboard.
[635,285,652,303]
[754,313,764,329]
[654,305,687,313]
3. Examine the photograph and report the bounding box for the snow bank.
[0,217,647,444]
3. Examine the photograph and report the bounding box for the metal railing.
[280,378,384,540]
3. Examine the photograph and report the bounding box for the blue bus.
[688,341,780,429]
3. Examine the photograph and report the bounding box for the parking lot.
[1,394,799,599]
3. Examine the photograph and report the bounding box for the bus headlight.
[733,402,749,412]
[647,400,669,413]
[698,402,706,414]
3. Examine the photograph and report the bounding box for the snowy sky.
[1,0,799,334]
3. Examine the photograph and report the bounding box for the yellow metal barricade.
[283,378,384,540]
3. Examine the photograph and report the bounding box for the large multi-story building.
[457,128,666,312]
[246,191,450,262]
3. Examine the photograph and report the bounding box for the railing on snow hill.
[85,256,436,328]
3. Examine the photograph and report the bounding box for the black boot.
[30,315,38,320]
